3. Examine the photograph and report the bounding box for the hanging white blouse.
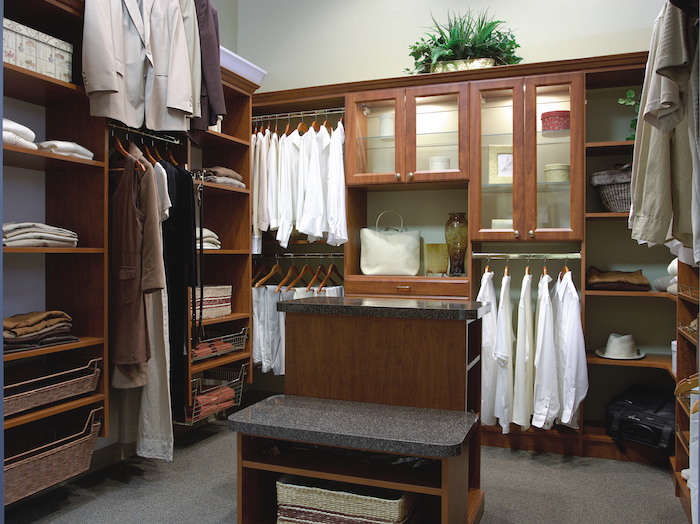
[327,121,348,247]
[532,273,560,430]
[476,270,499,427]
[512,273,535,430]
[276,130,301,248]
[296,127,317,232]
[251,132,262,254]
[267,131,280,231]
[493,273,514,435]
[257,129,271,232]
[298,127,326,239]
[553,271,588,427]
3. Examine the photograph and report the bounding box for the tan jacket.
[83,0,193,131]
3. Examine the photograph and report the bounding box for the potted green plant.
[617,89,641,141]
[405,10,522,75]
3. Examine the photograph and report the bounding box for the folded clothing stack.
[3,118,38,150]
[195,227,221,249]
[3,222,78,248]
[586,266,650,291]
[201,166,246,188]
[3,310,78,352]
[192,339,235,359]
[36,140,94,160]
[194,386,236,418]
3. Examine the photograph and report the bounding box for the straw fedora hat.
[595,333,645,360]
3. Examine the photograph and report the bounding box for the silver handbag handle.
[375,210,404,232]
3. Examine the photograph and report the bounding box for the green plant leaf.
[626,89,635,98]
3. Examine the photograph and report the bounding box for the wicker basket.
[4,408,101,505]
[4,358,101,417]
[590,167,632,213]
[193,285,232,320]
[276,476,418,524]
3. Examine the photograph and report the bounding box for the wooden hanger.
[525,256,530,276]
[255,260,283,288]
[113,135,145,171]
[276,263,299,293]
[306,263,327,292]
[675,373,699,395]
[166,148,178,166]
[504,256,509,277]
[543,255,548,276]
[693,400,699,415]
[317,262,343,292]
[251,263,268,285]
[143,144,157,165]
[286,261,314,291]
[563,257,570,274]
[296,116,308,134]
[310,118,320,132]
[284,122,292,135]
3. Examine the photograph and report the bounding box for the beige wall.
[210,0,238,53]
[234,0,664,93]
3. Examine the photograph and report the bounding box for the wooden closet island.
[230,297,487,524]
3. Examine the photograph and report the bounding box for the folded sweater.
[3,130,38,150]
[3,118,36,142]
[37,140,94,160]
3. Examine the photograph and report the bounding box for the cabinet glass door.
[405,84,467,183]
[524,73,584,240]
[469,78,524,240]
[346,89,405,185]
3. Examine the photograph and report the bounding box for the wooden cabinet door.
[523,72,584,242]
[469,77,526,241]
[405,83,469,184]
[345,89,406,185]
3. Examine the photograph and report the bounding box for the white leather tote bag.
[360,210,420,276]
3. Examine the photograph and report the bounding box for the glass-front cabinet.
[469,72,584,241]
[345,84,468,185]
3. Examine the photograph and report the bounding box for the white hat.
[595,333,645,360]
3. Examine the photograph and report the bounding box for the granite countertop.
[229,394,478,458]
[277,296,488,320]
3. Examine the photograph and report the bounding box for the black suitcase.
[605,385,675,452]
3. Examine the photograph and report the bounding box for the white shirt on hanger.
[512,272,535,430]
[327,121,348,246]
[532,273,560,430]
[553,271,588,427]
[257,129,271,232]
[276,130,301,248]
[477,270,499,427]
[267,131,280,231]
[493,273,514,435]
[251,132,262,254]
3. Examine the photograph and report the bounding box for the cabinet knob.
[408,172,414,180]
[395,172,401,180]
[514,230,520,238]
[529,229,534,238]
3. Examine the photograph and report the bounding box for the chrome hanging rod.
[108,121,181,146]
[255,252,344,259]
[252,107,345,123]
[471,252,581,260]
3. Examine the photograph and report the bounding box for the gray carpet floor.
[4,417,689,524]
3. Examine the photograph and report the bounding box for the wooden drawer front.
[344,275,469,298]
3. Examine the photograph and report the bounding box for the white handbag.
[360,210,420,276]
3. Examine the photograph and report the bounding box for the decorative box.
[3,18,73,82]
[194,285,233,320]
[541,110,570,136]
[544,163,570,182]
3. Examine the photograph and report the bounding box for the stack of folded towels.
[194,386,236,419]
[195,227,221,250]
[201,166,246,188]
[4,310,79,352]
[3,118,38,150]
[192,337,235,359]
[3,222,78,247]
[3,118,94,160]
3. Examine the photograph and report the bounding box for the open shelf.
[190,350,252,375]
[3,63,84,105]
[4,393,105,430]
[586,352,673,374]
[3,145,105,170]
[4,337,105,362]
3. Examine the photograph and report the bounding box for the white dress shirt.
[532,273,560,430]
[493,274,514,435]
[477,271,499,427]
[512,273,535,430]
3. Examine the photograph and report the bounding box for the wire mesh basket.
[4,357,102,417]
[186,363,248,424]
[191,327,249,363]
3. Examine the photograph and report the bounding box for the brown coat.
[109,145,165,367]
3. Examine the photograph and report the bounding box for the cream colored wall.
[236,0,664,93]
[209,0,238,53]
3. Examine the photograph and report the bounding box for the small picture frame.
[488,145,514,185]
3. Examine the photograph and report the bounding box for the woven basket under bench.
[276,476,419,524]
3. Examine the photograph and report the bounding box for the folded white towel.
[202,242,221,250]
[3,118,36,142]
[3,237,77,248]
[36,140,94,160]
[3,130,38,150]
[3,231,79,243]
[195,227,219,240]
[3,222,78,238]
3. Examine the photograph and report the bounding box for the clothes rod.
[253,107,345,122]
[108,122,181,146]
[471,252,581,260]
[256,253,344,259]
